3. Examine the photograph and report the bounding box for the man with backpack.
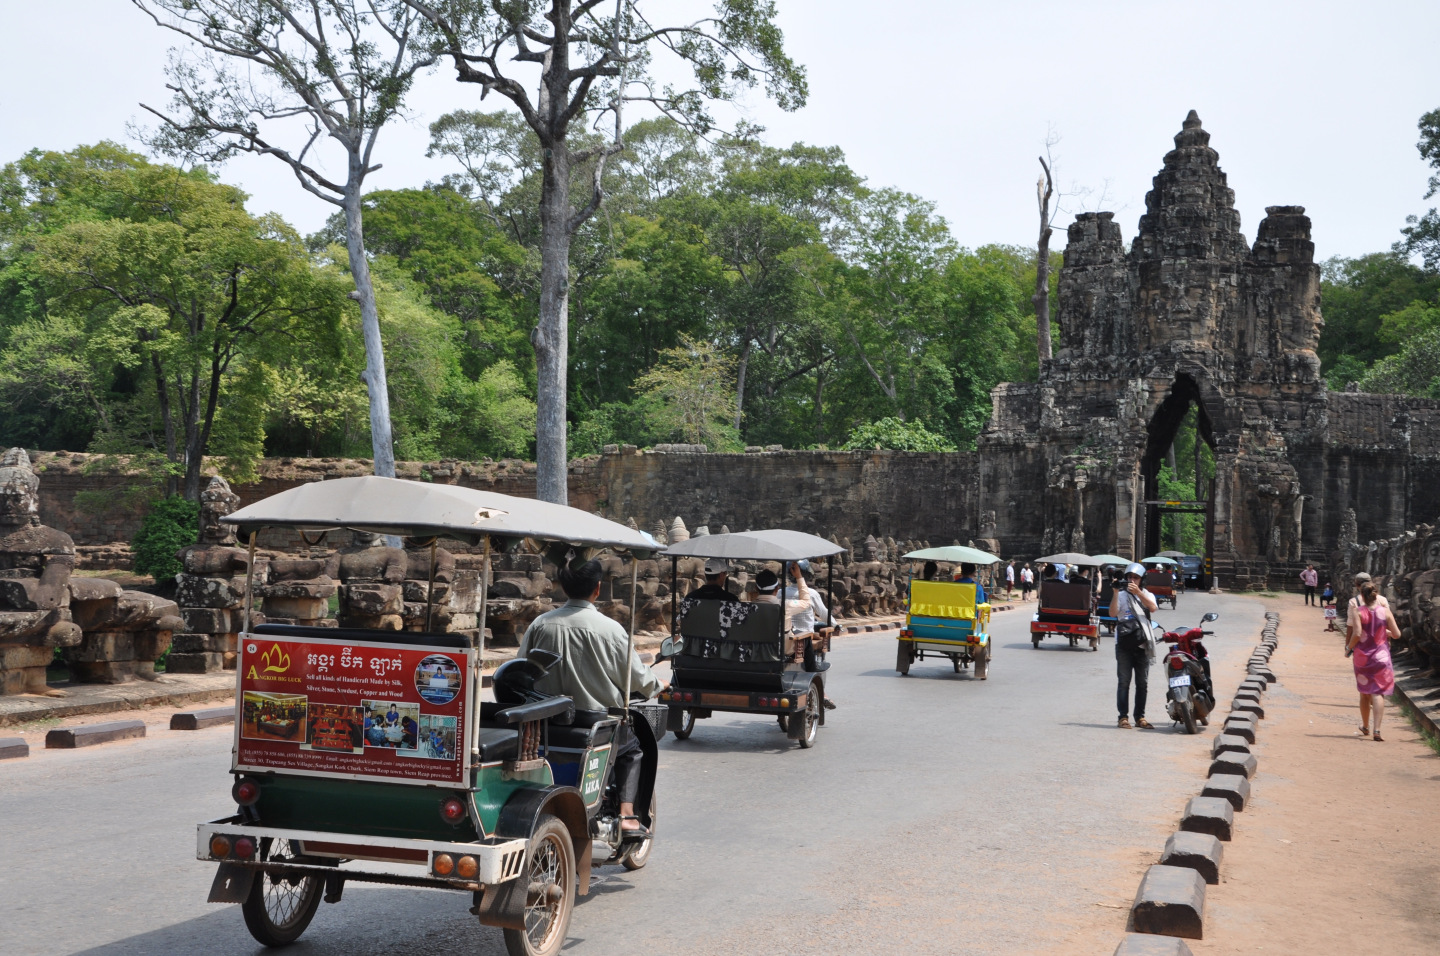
[1114,563,1159,729]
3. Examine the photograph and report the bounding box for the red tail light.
[439,796,467,825]
[1169,656,1185,670]
[232,779,261,807]
[233,837,256,859]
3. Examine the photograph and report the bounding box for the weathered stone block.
[1230,698,1264,719]
[1130,864,1206,939]
[1181,796,1234,841]
[1160,831,1224,884]
[1209,751,1257,779]
[1202,773,1252,811]
[165,651,225,674]
[263,596,329,620]
[0,736,28,760]
[1222,714,1257,743]
[46,720,145,748]
[0,644,55,670]
[1211,733,1250,757]
[67,660,136,683]
[170,706,235,730]
[64,631,135,663]
[341,583,401,615]
[175,573,246,609]
[182,607,236,633]
[263,579,336,600]
[132,629,173,662]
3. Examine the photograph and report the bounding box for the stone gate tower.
[979,111,1440,587]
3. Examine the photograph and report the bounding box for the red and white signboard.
[235,635,470,786]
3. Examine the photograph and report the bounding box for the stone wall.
[29,448,983,557]
[1331,513,1440,675]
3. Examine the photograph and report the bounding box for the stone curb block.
[1230,699,1264,719]
[1160,830,1224,884]
[1247,667,1275,684]
[1209,751,1257,779]
[1222,715,1257,744]
[1211,733,1250,757]
[0,736,29,759]
[1180,795,1234,841]
[1201,773,1252,811]
[170,706,236,731]
[1239,679,1267,697]
[1114,933,1195,955]
[45,719,146,749]
[1130,864,1206,939]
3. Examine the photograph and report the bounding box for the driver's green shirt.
[518,599,661,712]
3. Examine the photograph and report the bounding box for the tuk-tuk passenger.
[921,561,939,581]
[519,558,665,834]
[952,563,986,604]
[690,557,740,602]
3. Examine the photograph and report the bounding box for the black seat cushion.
[474,727,519,762]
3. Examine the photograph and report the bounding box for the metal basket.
[632,702,668,741]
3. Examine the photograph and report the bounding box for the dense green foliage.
[841,417,956,452]
[130,496,198,584]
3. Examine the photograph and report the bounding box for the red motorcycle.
[1162,611,1219,734]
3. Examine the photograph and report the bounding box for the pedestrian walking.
[1300,563,1318,605]
[1020,563,1034,601]
[1005,560,1016,600]
[1346,579,1399,741]
[1113,563,1159,729]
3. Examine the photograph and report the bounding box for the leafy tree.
[1359,327,1440,398]
[131,495,199,584]
[1319,253,1440,382]
[408,0,807,504]
[633,334,740,449]
[840,417,955,452]
[1400,107,1440,270]
[133,0,441,481]
[0,145,347,498]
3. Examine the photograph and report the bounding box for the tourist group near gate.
[3,4,1440,955]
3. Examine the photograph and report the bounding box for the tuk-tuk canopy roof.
[902,545,1000,565]
[1142,556,1179,566]
[1036,551,1102,566]
[223,476,661,552]
[662,529,844,562]
[1090,554,1130,566]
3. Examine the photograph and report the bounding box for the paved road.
[3,592,1265,956]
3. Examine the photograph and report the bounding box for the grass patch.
[1392,696,1440,755]
[1252,591,1282,599]
[17,716,62,732]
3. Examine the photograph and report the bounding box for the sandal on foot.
[1117,717,1131,729]
[1356,726,1370,737]
[1373,731,1384,742]
[1136,718,1154,729]
[618,815,650,841]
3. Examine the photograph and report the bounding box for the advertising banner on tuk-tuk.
[235,635,470,787]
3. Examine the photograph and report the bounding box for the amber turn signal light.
[209,835,232,858]
[433,853,455,876]
[456,855,478,879]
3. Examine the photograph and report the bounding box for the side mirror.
[1201,612,1219,623]
[658,636,685,660]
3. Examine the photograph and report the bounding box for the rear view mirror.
[658,636,685,660]
[1202,612,1219,623]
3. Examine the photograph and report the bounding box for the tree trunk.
[182,364,204,501]
[1033,227,1053,362]
[343,178,396,480]
[533,140,572,504]
[733,334,752,434]
[1168,443,1181,551]
[150,353,178,497]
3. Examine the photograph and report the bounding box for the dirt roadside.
[1188,591,1440,956]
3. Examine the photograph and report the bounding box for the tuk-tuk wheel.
[796,692,820,749]
[1031,635,1041,649]
[974,643,989,680]
[896,641,911,675]
[672,709,696,740]
[619,792,657,871]
[503,814,575,956]
[951,656,961,674]
[240,838,323,947]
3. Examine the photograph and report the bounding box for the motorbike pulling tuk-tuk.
[198,477,666,956]
[895,545,996,678]
[1143,556,1180,609]
[657,530,842,748]
[1030,552,1102,650]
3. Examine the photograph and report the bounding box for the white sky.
[1,0,1436,261]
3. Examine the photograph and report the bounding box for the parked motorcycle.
[1162,611,1219,734]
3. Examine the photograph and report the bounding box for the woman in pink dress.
[1346,581,1400,741]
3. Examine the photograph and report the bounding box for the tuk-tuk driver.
[690,557,740,602]
[519,557,665,834]
[952,563,986,604]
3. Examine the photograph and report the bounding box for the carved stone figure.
[327,531,407,630]
[169,476,259,673]
[0,448,82,695]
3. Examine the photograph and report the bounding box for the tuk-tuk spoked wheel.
[503,814,575,956]
[673,709,696,740]
[974,642,989,680]
[240,838,323,947]
[796,691,820,749]
[619,792,657,871]
[896,641,912,675]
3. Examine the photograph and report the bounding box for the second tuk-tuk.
[657,529,842,749]
[196,476,668,956]
[1142,557,1180,610]
[1030,552,1101,650]
[895,545,995,678]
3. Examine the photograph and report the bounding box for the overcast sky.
[1,1,1436,261]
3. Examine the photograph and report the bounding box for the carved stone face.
[0,448,40,527]
[1424,534,1440,571]
[198,476,240,545]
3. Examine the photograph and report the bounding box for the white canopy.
[224,475,660,552]
[662,529,844,562]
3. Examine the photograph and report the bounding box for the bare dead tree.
[132,0,439,481]
[403,0,806,504]
[1033,137,1058,364]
